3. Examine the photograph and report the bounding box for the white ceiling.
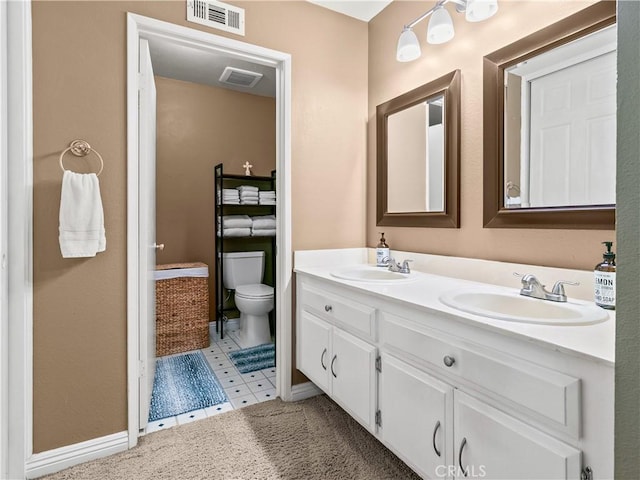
[148,36,276,98]
[308,0,393,22]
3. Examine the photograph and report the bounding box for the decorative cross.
[243,161,253,176]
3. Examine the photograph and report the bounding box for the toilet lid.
[235,284,274,298]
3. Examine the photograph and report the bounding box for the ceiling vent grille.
[187,0,245,36]
[219,67,263,88]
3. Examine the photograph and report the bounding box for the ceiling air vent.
[219,67,263,88]
[187,0,245,36]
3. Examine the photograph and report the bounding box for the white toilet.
[222,251,274,348]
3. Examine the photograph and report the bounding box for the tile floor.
[146,322,277,434]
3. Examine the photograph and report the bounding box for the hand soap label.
[376,248,390,267]
[594,271,616,307]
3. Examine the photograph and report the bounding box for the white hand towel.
[237,185,259,193]
[240,199,259,205]
[59,171,106,258]
[218,215,252,229]
[251,215,276,230]
[217,227,251,237]
[259,200,277,205]
[239,191,260,198]
[251,228,276,237]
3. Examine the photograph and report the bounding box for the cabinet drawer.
[300,284,376,339]
[381,312,580,438]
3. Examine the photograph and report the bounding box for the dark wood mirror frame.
[377,69,461,228]
[483,1,616,230]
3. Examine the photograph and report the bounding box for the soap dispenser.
[376,233,390,267]
[594,241,616,310]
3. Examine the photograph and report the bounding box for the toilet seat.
[235,283,274,299]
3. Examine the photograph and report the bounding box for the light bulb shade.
[396,28,421,62]
[427,6,455,45]
[465,0,498,22]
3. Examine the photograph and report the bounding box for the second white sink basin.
[330,265,416,284]
[439,290,609,326]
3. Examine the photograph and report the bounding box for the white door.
[138,38,157,430]
[297,310,331,393]
[528,51,616,207]
[379,353,453,479]
[0,1,8,474]
[331,328,377,432]
[454,391,581,479]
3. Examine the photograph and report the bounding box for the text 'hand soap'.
[594,241,616,310]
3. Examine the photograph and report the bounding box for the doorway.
[126,13,292,447]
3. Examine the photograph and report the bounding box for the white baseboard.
[290,381,323,402]
[25,431,128,479]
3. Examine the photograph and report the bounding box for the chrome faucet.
[388,258,412,274]
[515,273,579,303]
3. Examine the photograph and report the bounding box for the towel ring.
[59,139,104,176]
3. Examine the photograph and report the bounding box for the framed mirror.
[483,2,616,229]
[377,69,460,228]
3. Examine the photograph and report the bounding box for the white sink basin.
[439,290,608,326]
[330,265,416,284]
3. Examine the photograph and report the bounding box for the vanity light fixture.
[396,0,498,62]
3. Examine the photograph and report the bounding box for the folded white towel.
[251,228,276,237]
[259,191,276,197]
[251,215,276,230]
[59,171,106,258]
[217,227,251,237]
[221,200,241,205]
[237,185,259,193]
[239,192,259,198]
[259,200,277,205]
[240,199,259,205]
[219,215,252,229]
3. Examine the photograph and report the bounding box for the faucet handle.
[400,259,413,274]
[514,272,543,286]
[551,280,580,296]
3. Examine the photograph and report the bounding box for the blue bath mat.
[149,351,227,422]
[228,343,275,374]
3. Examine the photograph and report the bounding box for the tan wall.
[155,76,276,309]
[367,0,614,270]
[32,1,367,452]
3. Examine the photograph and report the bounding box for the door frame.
[4,0,33,478]
[126,13,292,448]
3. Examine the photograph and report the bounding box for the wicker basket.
[155,262,210,356]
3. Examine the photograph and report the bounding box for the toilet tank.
[222,251,265,289]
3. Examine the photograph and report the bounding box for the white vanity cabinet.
[378,352,454,479]
[297,285,377,432]
[453,391,581,479]
[295,272,613,480]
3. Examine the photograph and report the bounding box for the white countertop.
[294,259,615,367]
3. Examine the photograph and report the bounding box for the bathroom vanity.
[295,250,614,480]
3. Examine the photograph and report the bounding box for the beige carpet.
[41,395,420,480]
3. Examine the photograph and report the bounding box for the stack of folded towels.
[237,185,259,205]
[251,215,276,236]
[259,190,276,205]
[218,188,240,205]
[217,215,252,237]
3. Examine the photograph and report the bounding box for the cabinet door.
[454,391,581,480]
[379,353,453,479]
[331,328,377,432]
[297,310,331,393]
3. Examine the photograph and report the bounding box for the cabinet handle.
[432,421,441,457]
[443,355,456,367]
[324,305,332,312]
[321,348,327,370]
[458,437,468,477]
[331,355,337,378]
